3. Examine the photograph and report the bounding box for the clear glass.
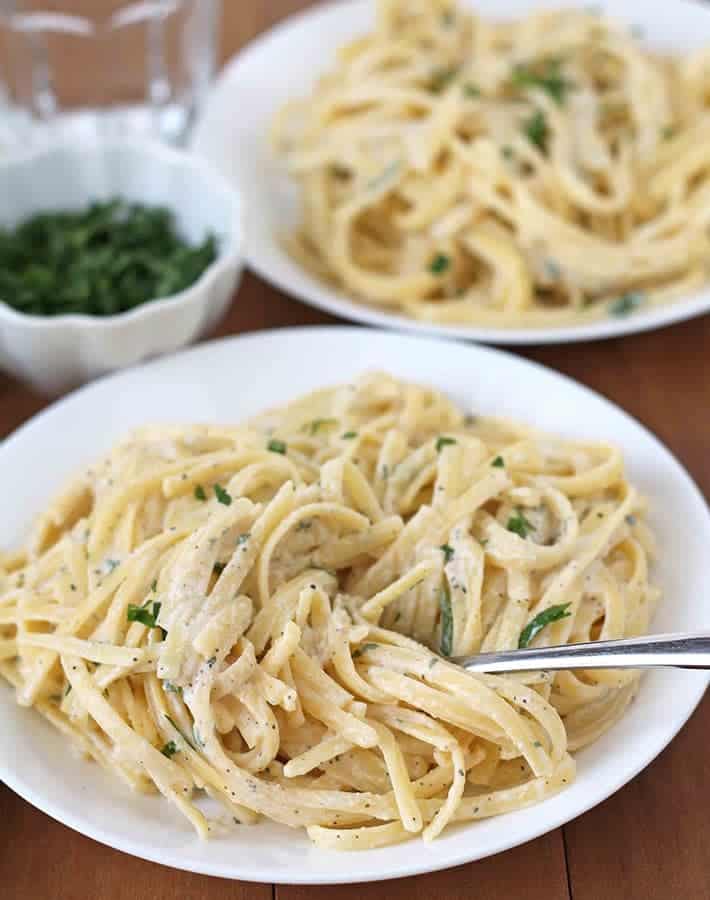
[0,0,220,152]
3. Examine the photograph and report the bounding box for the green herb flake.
[519,602,572,648]
[429,253,451,275]
[214,483,232,505]
[439,544,455,564]
[661,125,675,141]
[341,431,358,440]
[64,683,72,697]
[161,740,178,758]
[267,439,287,455]
[523,109,549,152]
[163,681,183,695]
[609,292,644,317]
[463,82,481,98]
[165,714,196,751]
[501,144,514,160]
[352,642,379,659]
[436,435,457,452]
[305,417,338,435]
[194,484,207,501]
[491,455,505,468]
[0,199,218,318]
[429,65,459,93]
[511,58,572,105]
[507,508,534,539]
[127,600,161,629]
[150,578,158,593]
[439,583,454,656]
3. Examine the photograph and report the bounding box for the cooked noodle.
[272,1,710,327]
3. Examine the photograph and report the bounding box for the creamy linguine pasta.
[0,373,658,848]
[272,1,710,328]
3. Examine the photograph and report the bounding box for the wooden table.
[2,3,709,898]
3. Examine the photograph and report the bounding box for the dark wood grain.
[1,3,708,899]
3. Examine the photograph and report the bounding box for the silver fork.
[453,632,710,673]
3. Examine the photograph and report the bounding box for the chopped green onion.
[194,484,207,501]
[491,456,505,468]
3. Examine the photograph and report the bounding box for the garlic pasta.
[272,1,710,327]
[0,373,658,848]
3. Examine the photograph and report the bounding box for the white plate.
[192,0,710,346]
[1,326,708,884]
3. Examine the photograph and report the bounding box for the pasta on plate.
[272,0,710,328]
[0,373,659,848]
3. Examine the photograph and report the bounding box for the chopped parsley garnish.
[609,292,644,317]
[352,642,379,659]
[661,125,675,141]
[341,431,358,440]
[161,740,178,758]
[127,600,161,629]
[511,59,572,105]
[519,603,572,648]
[440,544,455,564]
[429,253,451,274]
[163,681,183,695]
[436,435,457,452]
[214,483,232,505]
[305,418,337,435]
[439,583,454,656]
[267,439,287,454]
[0,199,217,318]
[523,109,549,152]
[501,144,514,160]
[165,714,196,751]
[491,455,505,468]
[429,65,459,93]
[213,561,226,576]
[150,579,158,593]
[463,82,481,98]
[194,484,207,501]
[506,509,534,539]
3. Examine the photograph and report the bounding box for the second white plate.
[0,326,708,883]
[192,0,710,345]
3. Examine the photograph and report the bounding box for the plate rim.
[1,324,708,884]
[192,0,710,346]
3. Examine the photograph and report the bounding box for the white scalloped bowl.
[0,140,243,394]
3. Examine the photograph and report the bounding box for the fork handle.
[454,632,710,674]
